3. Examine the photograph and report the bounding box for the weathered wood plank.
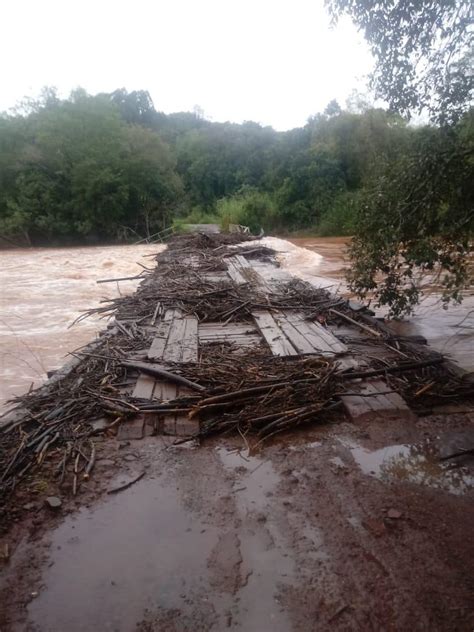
[274,313,315,355]
[132,375,155,399]
[252,310,297,356]
[284,312,348,354]
[226,258,247,285]
[147,309,181,362]
[181,317,198,362]
[163,317,187,362]
[147,320,172,361]
[341,378,415,422]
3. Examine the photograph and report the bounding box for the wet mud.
[1,414,474,631]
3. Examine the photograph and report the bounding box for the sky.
[1,0,374,131]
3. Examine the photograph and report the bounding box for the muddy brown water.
[0,244,163,407]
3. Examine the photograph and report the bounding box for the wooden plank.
[226,259,247,285]
[234,254,251,268]
[147,320,172,361]
[199,323,257,335]
[163,318,187,362]
[284,312,348,354]
[161,316,198,363]
[154,382,177,401]
[252,310,297,356]
[147,309,181,362]
[132,375,155,399]
[181,317,198,362]
[274,313,315,355]
[340,393,372,421]
[341,379,415,422]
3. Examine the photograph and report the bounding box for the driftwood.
[338,357,444,380]
[97,273,145,284]
[329,308,383,338]
[121,361,205,392]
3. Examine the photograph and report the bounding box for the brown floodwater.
[286,237,474,373]
[0,237,472,410]
[0,244,164,407]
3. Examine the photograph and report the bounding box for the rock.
[22,503,36,511]
[124,454,137,462]
[387,509,402,519]
[96,459,115,467]
[362,518,386,537]
[45,496,62,509]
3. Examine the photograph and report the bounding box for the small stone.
[362,518,386,537]
[96,459,115,467]
[22,503,36,511]
[387,509,402,519]
[45,496,62,509]
[124,454,137,462]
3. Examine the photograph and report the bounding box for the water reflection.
[341,438,474,495]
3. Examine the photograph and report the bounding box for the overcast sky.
[2,0,373,130]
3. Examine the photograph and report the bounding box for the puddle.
[28,474,218,632]
[217,448,294,632]
[217,448,279,510]
[341,438,474,495]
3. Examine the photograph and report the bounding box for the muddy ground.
[1,410,474,632]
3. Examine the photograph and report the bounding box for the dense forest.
[1,87,469,247]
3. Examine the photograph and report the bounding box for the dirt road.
[1,412,474,631]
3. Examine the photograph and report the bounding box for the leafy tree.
[348,116,474,315]
[326,0,473,124]
[326,0,473,313]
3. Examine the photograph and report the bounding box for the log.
[121,361,205,392]
[338,357,444,380]
[329,308,383,338]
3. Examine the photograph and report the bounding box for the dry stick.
[121,361,205,392]
[151,301,162,326]
[37,432,59,464]
[329,308,383,338]
[337,357,444,380]
[72,451,81,496]
[440,447,474,461]
[107,470,145,494]
[193,358,444,409]
[83,441,96,480]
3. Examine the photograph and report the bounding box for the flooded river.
[1,237,472,408]
[0,244,163,406]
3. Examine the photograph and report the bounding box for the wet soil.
[1,413,474,631]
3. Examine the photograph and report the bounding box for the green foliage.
[216,188,278,233]
[347,115,474,315]
[326,0,473,124]
[318,192,360,236]
[0,90,182,244]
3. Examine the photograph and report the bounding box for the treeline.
[0,87,471,245]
